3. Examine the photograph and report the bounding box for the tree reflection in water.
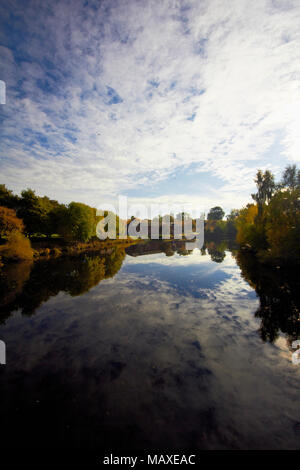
[205,241,227,263]
[1,240,299,349]
[0,246,126,322]
[125,239,227,263]
[236,250,300,346]
[1,239,300,449]
[0,259,33,322]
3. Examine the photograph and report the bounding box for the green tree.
[226,209,239,238]
[18,189,49,235]
[63,202,95,242]
[235,204,262,247]
[0,184,20,210]
[251,170,275,218]
[280,164,300,191]
[38,196,63,236]
[264,188,300,261]
[236,165,300,262]
[207,206,225,220]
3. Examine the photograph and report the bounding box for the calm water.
[0,240,300,449]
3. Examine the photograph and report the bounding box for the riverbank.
[30,237,139,258]
[0,236,139,265]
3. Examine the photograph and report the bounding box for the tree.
[0,184,20,210]
[235,204,259,246]
[265,188,300,261]
[280,164,300,191]
[251,170,275,218]
[38,196,62,236]
[18,189,68,237]
[226,209,240,221]
[236,166,300,260]
[207,206,225,220]
[0,206,24,238]
[205,219,227,240]
[18,188,48,235]
[61,202,95,242]
[226,209,240,238]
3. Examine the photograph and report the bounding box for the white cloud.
[1,0,300,210]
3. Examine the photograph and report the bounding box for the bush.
[0,231,33,261]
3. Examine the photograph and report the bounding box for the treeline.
[2,163,297,264]
[205,206,238,241]
[0,247,126,321]
[234,164,300,264]
[0,185,237,244]
[130,206,238,240]
[0,185,123,261]
[0,185,110,240]
[0,183,238,262]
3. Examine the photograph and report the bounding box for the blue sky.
[0,0,300,216]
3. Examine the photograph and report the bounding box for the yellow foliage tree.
[235,204,258,246]
[0,231,33,261]
[0,206,24,237]
[0,205,33,261]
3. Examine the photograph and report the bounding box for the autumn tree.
[236,165,300,261]
[235,204,259,246]
[0,206,24,238]
[0,231,33,260]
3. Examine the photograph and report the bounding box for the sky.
[0,0,300,217]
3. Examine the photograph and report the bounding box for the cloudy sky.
[1,0,300,216]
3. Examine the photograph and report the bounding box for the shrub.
[0,231,33,261]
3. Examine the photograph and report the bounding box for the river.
[0,240,299,449]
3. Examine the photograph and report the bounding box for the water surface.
[0,240,299,449]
